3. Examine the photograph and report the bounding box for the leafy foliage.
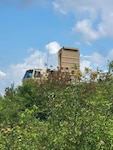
[1,62,113,149]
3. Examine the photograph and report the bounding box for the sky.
[0,0,113,95]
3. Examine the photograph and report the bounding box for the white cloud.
[53,0,99,19]
[45,41,61,54]
[23,51,47,68]
[73,19,99,45]
[53,0,113,43]
[0,71,6,77]
[80,50,113,72]
[89,52,105,66]
[52,1,67,15]
[80,60,91,72]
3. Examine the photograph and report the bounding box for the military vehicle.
[23,46,80,82]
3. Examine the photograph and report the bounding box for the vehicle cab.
[22,69,47,82]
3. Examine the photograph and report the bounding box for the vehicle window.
[23,70,33,79]
[34,71,41,77]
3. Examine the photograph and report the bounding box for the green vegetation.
[1,62,113,149]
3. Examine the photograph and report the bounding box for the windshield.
[23,70,33,79]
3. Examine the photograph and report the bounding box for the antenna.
[47,51,49,69]
[38,54,40,69]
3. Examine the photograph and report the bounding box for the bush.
[1,64,113,149]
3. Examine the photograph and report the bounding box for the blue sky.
[0,0,113,95]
